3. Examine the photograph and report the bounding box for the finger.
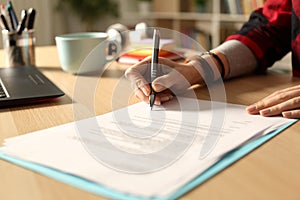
[129,75,150,96]
[125,56,151,77]
[247,89,300,114]
[150,58,182,92]
[158,58,203,88]
[128,56,175,73]
[152,77,168,92]
[132,56,152,68]
[152,96,161,106]
[125,60,151,96]
[156,93,174,103]
[246,104,260,114]
[135,88,163,105]
[135,88,150,104]
[150,93,174,106]
[152,69,188,92]
[259,96,300,117]
[152,73,176,92]
[127,56,178,77]
[282,109,300,118]
[260,86,300,103]
[266,85,300,99]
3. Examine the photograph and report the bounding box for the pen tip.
[150,103,153,110]
[149,94,155,110]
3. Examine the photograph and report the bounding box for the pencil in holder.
[2,29,36,67]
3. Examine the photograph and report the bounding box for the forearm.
[212,40,257,79]
[186,40,258,83]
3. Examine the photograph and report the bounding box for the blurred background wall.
[0,0,120,47]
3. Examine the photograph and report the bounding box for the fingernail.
[247,105,257,112]
[260,108,270,116]
[160,96,170,102]
[153,84,165,92]
[141,86,149,95]
[282,111,292,118]
[155,99,161,105]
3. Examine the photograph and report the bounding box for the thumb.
[152,70,181,92]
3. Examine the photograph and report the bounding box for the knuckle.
[131,82,138,91]
[275,93,289,101]
[289,110,300,118]
[135,93,141,100]
[143,56,152,61]
[136,80,148,88]
[272,105,282,112]
[255,101,267,108]
[294,110,300,117]
[124,69,132,79]
[292,97,300,104]
[125,68,140,80]
[272,90,281,96]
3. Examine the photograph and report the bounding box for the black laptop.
[0,65,64,107]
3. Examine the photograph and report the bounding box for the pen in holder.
[2,29,36,67]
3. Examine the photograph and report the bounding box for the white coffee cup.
[55,32,119,75]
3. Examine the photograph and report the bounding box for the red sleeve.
[226,0,292,73]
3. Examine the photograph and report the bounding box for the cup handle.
[105,40,120,62]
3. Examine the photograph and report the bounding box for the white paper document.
[2,97,295,198]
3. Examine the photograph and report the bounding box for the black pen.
[149,29,160,110]
[7,1,18,29]
[0,14,10,31]
[17,9,27,35]
[26,8,36,30]
[6,3,17,31]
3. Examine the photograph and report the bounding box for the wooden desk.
[0,46,299,200]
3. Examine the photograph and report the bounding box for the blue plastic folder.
[0,120,297,200]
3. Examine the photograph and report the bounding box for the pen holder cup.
[2,29,36,67]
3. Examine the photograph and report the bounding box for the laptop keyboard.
[0,85,7,98]
[0,79,8,98]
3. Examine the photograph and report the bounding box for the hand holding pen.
[125,28,207,107]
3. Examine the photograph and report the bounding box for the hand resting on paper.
[246,85,300,119]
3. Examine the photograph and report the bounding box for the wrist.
[200,52,224,80]
[209,50,230,79]
[185,50,230,83]
[185,55,215,84]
